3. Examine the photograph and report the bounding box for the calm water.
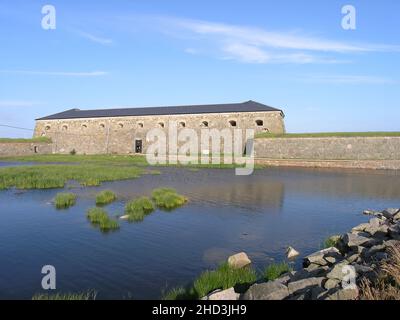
[0,166,399,299]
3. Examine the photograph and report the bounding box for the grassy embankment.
[255,132,400,139]
[0,137,52,143]
[0,164,144,190]
[0,153,251,169]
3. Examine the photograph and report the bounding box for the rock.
[205,288,240,300]
[382,208,400,219]
[275,273,292,285]
[119,215,130,220]
[289,266,328,282]
[372,252,388,261]
[353,264,373,274]
[323,278,340,290]
[388,226,400,240]
[286,246,300,259]
[326,261,350,280]
[352,223,370,233]
[394,212,400,221]
[343,233,372,248]
[366,244,386,256]
[242,281,289,300]
[303,247,341,267]
[325,287,359,300]
[346,253,360,264]
[363,210,382,217]
[287,277,325,295]
[227,252,251,269]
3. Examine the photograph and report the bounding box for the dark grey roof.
[36,100,284,120]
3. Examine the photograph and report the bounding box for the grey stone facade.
[34,110,285,155]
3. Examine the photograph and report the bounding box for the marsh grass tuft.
[54,192,77,209]
[161,286,195,300]
[163,263,257,300]
[0,164,143,190]
[151,188,187,210]
[96,190,117,206]
[264,262,292,281]
[32,290,96,300]
[86,207,119,232]
[125,197,155,222]
[323,235,341,249]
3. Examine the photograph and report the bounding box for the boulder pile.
[210,208,400,300]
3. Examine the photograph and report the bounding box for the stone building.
[34,100,285,155]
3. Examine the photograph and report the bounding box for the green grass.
[256,131,400,139]
[162,286,194,300]
[0,137,52,143]
[95,190,117,206]
[86,207,120,232]
[0,164,144,190]
[151,188,187,210]
[163,263,257,300]
[0,154,149,165]
[125,196,155,222]
[32,290,96,300]
[0,154,250,169]
[264,262,292,281]
[323,235,341,249]
[54,192,77,209]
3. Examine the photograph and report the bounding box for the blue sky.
[0,0,399,137]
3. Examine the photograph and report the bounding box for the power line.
[0,124,34,131]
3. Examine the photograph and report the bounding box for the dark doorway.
[135,140,143,153]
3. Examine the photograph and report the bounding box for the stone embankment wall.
[254,137,400,170]
[0,142,53,157]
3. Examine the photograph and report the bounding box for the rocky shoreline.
[202,208,400,300]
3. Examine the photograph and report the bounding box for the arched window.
[62,125,68,131]
[82,124,88,129]
[255,120,263,126]
[118,123,124,128]
[229,120,237,127]
[138,122,144,128]
[159,122,165,128]
[179,121,186,128]
[45,125,51,131]
[100,123,105,129]
[201,121,209,127]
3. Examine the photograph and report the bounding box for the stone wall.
[0,142,53,157]
[255,137,400,160]
[34,111,285,155]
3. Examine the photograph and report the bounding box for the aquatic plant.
[193,263,257,298]
[54,192,77,209]
[0,164,143,190]
[162,263,257,300]
[125,197,155,222]
[151,188,187,210]
[95,190,117,206]
[264,262,292,281]
[161,286,194,300]
[32,290,96,300]
[323,235,341,249]
[86,207,119,232]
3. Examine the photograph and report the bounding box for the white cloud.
[76,31,113,45]
[301,75,395,85]
[141,15,400,64]
[0,70,108,77]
